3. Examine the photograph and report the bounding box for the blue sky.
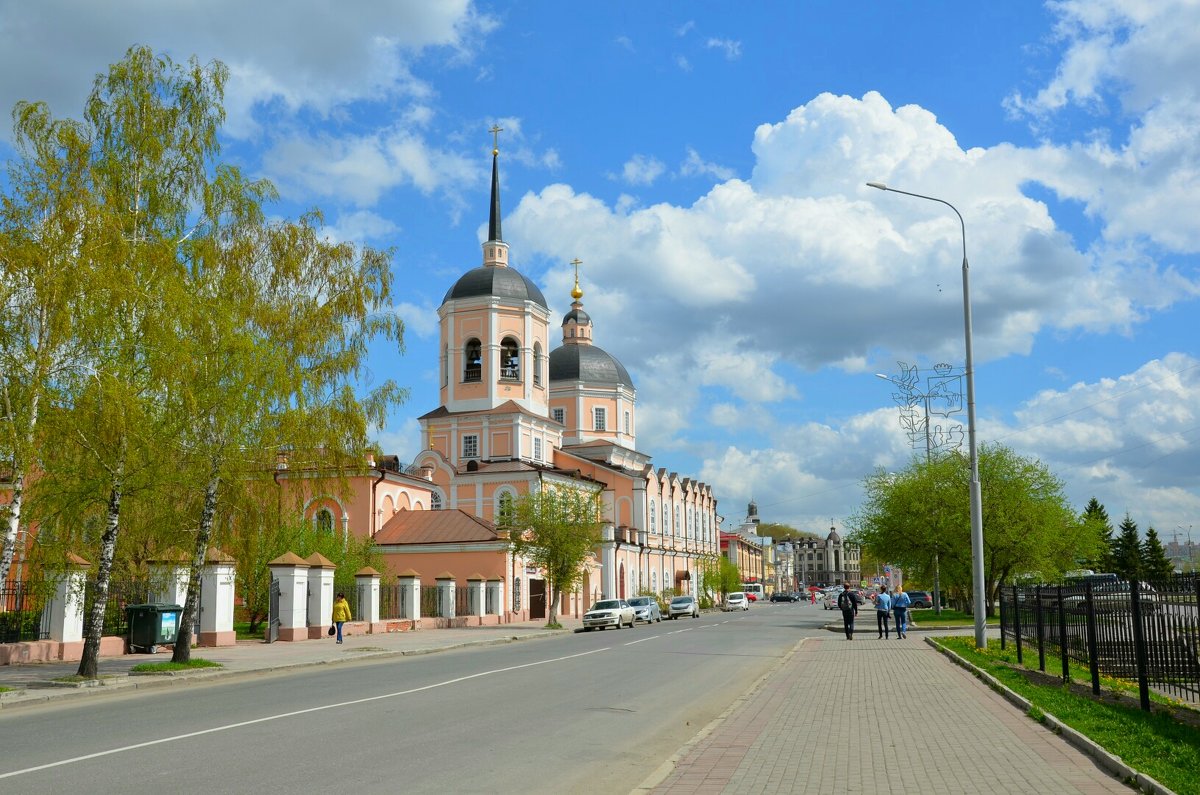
[2,1,1197,542]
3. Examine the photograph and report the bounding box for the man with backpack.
[837,582,862,640]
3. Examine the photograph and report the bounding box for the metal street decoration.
[878,362,965,458]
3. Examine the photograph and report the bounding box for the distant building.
[794,526,860,587]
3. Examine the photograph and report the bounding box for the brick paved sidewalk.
[646,635,1130,794]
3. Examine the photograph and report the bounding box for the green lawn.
[233,620,264,641]
[908,608,999,627]
[935,636,1200,795]
[129,658,223,673]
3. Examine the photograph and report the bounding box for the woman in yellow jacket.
[331,592,352,644]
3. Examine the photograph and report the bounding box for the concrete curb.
[0,629,568,712]
[927,636,1177,795]
[628,636,812,795]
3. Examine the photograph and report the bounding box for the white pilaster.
[268,553,310,642]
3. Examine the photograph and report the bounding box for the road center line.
[0,646,611,780]
[623,635,658,646]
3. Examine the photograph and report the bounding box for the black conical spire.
[488,149,502,243]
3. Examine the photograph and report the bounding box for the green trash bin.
[126,603,183,654]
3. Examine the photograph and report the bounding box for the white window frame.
[593,407,606,431]
[462,434,479,459]
[532,437,543,462]
[552,407,565,425]
[623,411,630,435]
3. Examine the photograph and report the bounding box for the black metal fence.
[455,587,470,617]
[420,585,443,618]
[1000,574,1200,710]
[0,580,51,643]
[83,578,151,639]
[378,583,412,620]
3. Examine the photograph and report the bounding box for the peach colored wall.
[277,471,433,542]
[379,549,507,581]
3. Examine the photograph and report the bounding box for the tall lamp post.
[867,182,986,648]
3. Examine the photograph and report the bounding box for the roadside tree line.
[849,443,1106,616]
[0,46,406,676]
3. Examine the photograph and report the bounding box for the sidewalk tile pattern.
[652,637,1130,794]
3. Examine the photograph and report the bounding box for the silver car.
[583,599,635,630]
[668,595,700,619]
[627,596,663,623]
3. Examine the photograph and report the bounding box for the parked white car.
[668,595,700,619]
[583,599,635,630]
[724,592,749,611]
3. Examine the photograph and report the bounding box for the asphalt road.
[0,602,827,794]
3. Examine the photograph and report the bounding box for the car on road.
[770,592,798,602]
[627,596,663,623]
[1062,581,1159,614]
[906,591,934,609]
[725,592,750,611]
[669,595,700,619]
[583,599,635,630]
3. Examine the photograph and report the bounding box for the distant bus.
[742,583,764,601]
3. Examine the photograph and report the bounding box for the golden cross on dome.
[570,258,583,301]
[490,124,503,155]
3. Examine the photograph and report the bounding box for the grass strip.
[908,608,998,627]
[129,658,223,673]
[937,636,1200,795]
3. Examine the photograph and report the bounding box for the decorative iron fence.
[379,583,412,620]
[1000,574,1200,710]
[420,585,443,618]
[455,587,470,617]
[83,578,151,639]
[0,580,51,643]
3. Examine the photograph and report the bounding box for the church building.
[283,137,721,622]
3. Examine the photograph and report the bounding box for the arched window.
[496,489,515,527]
[649,500,656,533]
[500,337,520,381]
[533,342,543,387]
[430,491,443,511]
[315,508,334,535]
[463,339,482,382]
[652,570,658,592]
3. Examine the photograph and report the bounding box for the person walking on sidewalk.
[875,585,893,638]
[332,592,352,644]
[891,586,911,639]
[837,583,861,639]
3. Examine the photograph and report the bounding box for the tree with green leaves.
[755,522,817,543]
[168,184,405,663]
[849,444,1099,616]
[503,480,603,629]
[0,99,101,590]
[1140,526,1175,581]
[1081,497,1115,572]
[1110,514,1143,582]
[700,554,744,605]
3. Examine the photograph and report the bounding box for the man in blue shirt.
[875,586,893,639]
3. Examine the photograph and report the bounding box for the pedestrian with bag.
[875,585,892,639]
[837,583,861,640]
[892,585,911,639]
[331,592,352,644]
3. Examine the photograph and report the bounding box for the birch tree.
[504,480,603,628]
[0,102,98,589]
[65,47,225,678]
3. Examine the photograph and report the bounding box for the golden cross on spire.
[570,258,583,301]
[490,124,503,155]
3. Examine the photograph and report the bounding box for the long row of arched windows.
[647,496,716,545]
[459,337,543,385]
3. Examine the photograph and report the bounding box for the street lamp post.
[868,181,987,648]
